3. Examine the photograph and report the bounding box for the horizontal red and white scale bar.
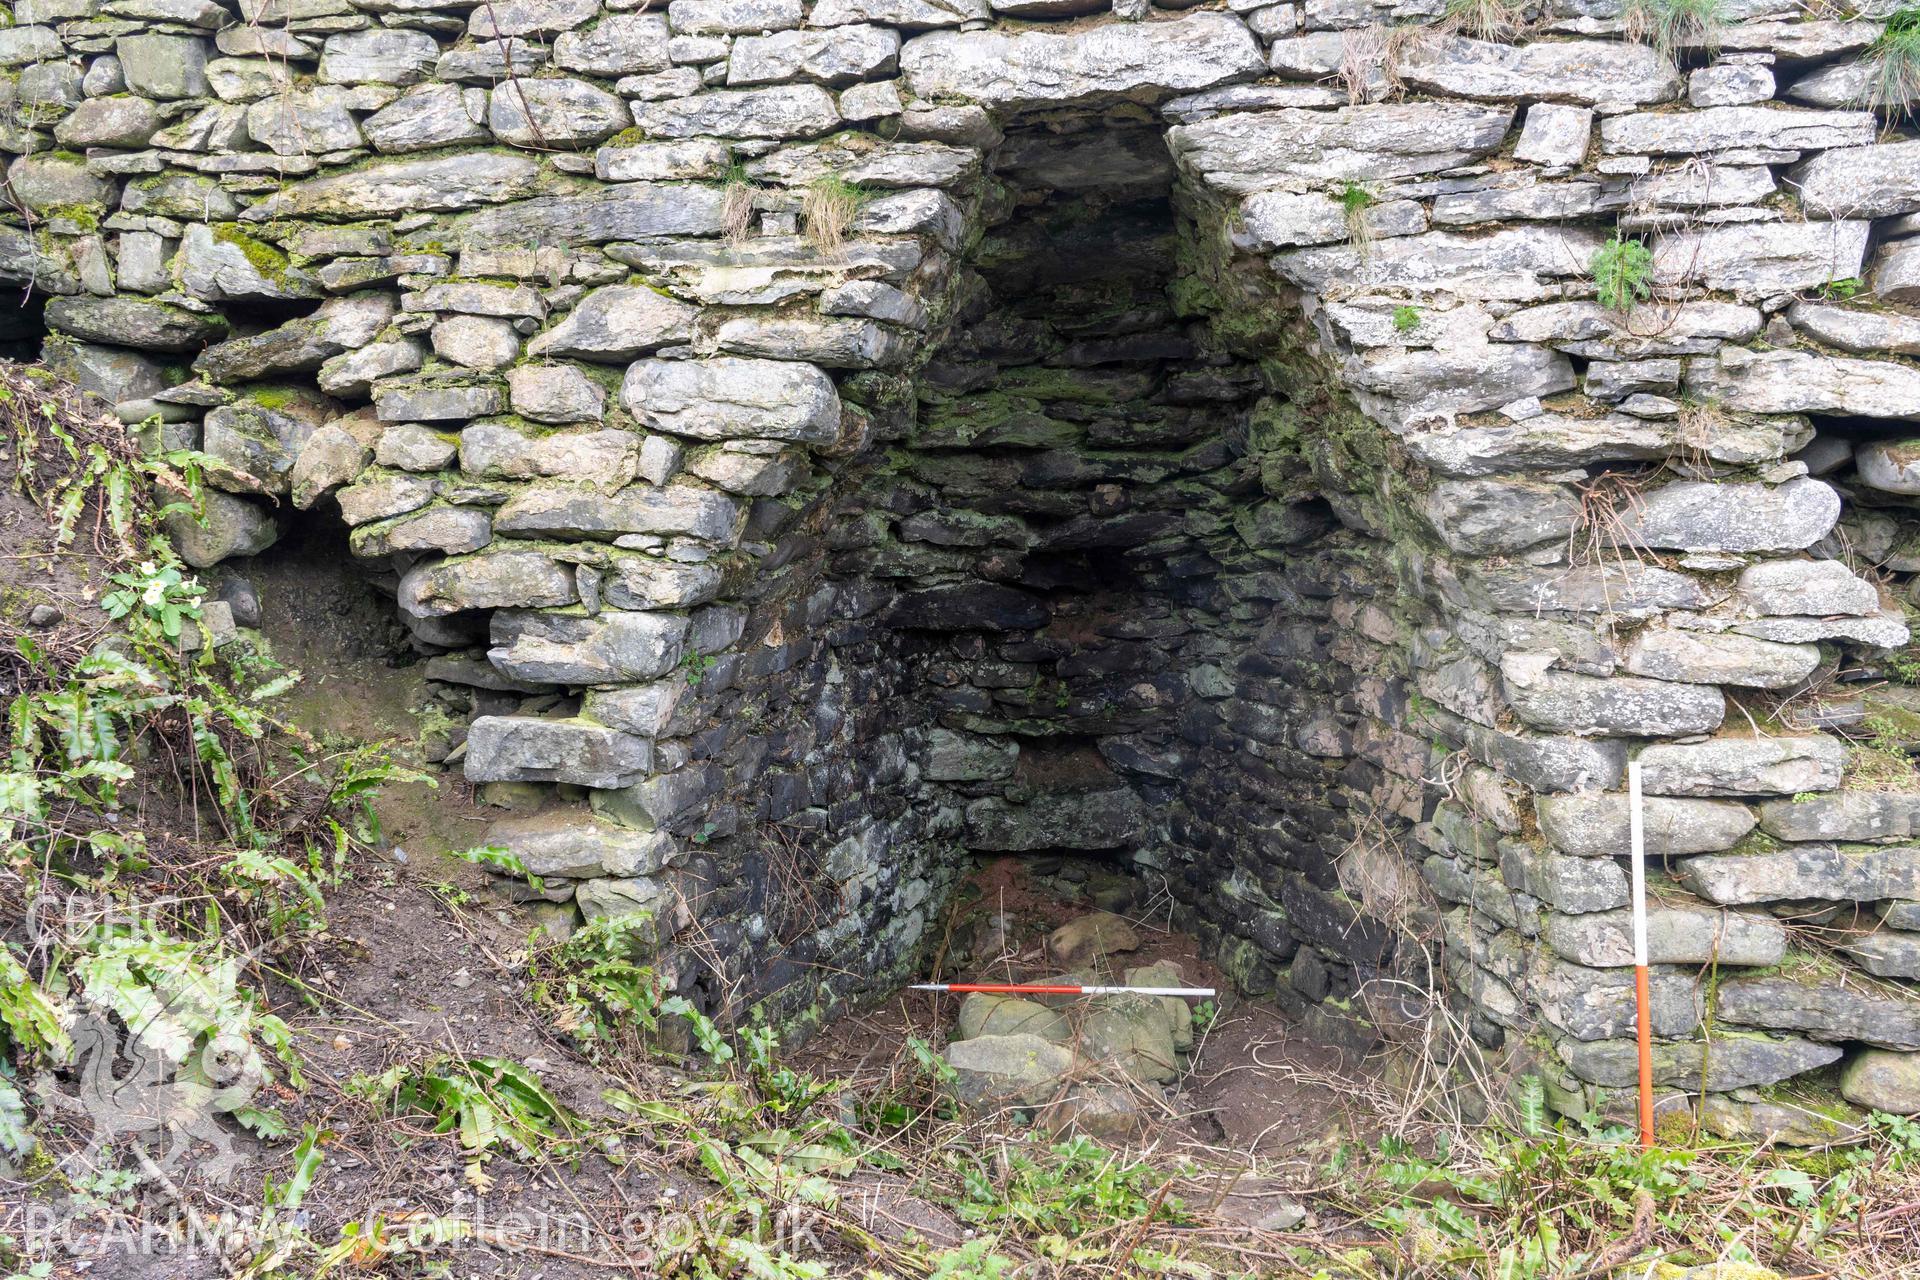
[911,983,1215,998]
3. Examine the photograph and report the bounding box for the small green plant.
[802,174,869,253]
[1391,304,1421,335]
[955,1135,1187,1238]
[683,649,719,686]
[1624,0,1725,61]
[100,558,205,640]
[1191,998,1218,1034]
[352,1056,572,1187]
[1590,235,1654,313]
[1818,276,1864,301]
[1861,7,1920,115]
[527,915,664,1060]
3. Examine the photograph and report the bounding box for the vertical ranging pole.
[1629,760,1655,1151]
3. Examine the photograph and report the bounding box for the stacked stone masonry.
[8,0,1920,1130]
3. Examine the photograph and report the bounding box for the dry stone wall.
[9,0,1920,1127]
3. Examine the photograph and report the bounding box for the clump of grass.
[1443,0,1528,42]
[802,174,868,254]
[1338,23,1410,104]
[721,162,757,246]
[1624,0,1726,62]
[1861,7,1920,116]
[1590,235,1655,314]
[1337,180,1376,256]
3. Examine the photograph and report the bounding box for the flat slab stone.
[1545,905,1786,968]
[1170,102,1514,194]
[1560,1035,1841,1091]
[484,810,676,878]
[1636,737,1848,797]
[1679,844,1920,904]
[1616,477,1839,553]
[1791,140,1920,220]
[1760,792,1920,843]
[490,608,690,683]
[621,357,840,444]
[1600,104,1876,155]
[1689,347,1920,421]
[1537,792,1755,857]
[900,13,1264,110]
[1396,35,1681,106]
[1719,975,1920,1052]
[243,152,543,221]
[464,715,653,789]
[1503,668,1725,737]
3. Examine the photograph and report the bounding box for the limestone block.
[485,810,676,878]
[1545,905,1785,968]
[1600,104,1875,154]
[46,297,227,353]
[621,357,840,444]
[1512,102,1591,166]
[1760,793,1920,843]
[1620,628,1820,690]
[470,0,600,37]
[1679,844,1920,904]
[631,85,841,139]
[465,716,653,789]
[1274,227,1601,302]
[528,285,697,361]
[508,365,606,424]
[115,33,208,98]
[729,24,900,85]
[1874,240,1920,306]
[1503,669,1725,737]
[335,471,435,526]
[492,483,740,541]
[1498,840,1628,914]
[289,425,371,509]
[6,154,115,214]
[1398,35,1681,106]
[1738,558,1880,617]
[1719,975,1920,1052]
[555,14,671,76]
[1616,477,1839,553]
[600,555,724,609]
[242,152,544,221]
[1845,933,1920,980]
[453,182,729,244]
[54,95,161,147]
[900,12,1265,110]
[581,679,684,737]
[1842,1049,1920,1115]
[431,316,522,371]
[351,506,492,557]
[1170,101,1514,194]
[811,0,983,23]
[1560,1035,1841,1091]
[317,28,438,84]
[594,138,732,181]
[926,728,1018,781]
[1698,348,1920,424]
[1649,221,1871,297]
[203,392,333,495]
[488,77,630,147]
[1537,792,1755,857]
[1420,476,1577,554]
[1688,60,1773,107]
[1636,737,1847,797]
[399,551,578,616]
[165,491,278,567]
[363,85,491,153]
[459,424,640,488]
[946,1034,1077,1109]
[1791,140,1920,220]
[1787,302,1920,357]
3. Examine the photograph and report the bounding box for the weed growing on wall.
[1591,235,1656,313]
[802,174,871,254]
[1863,7,1920,115]
[1624,0,1727,61]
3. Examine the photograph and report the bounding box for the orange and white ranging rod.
[1628,760,1656,1152]
[912,982,1216,998]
